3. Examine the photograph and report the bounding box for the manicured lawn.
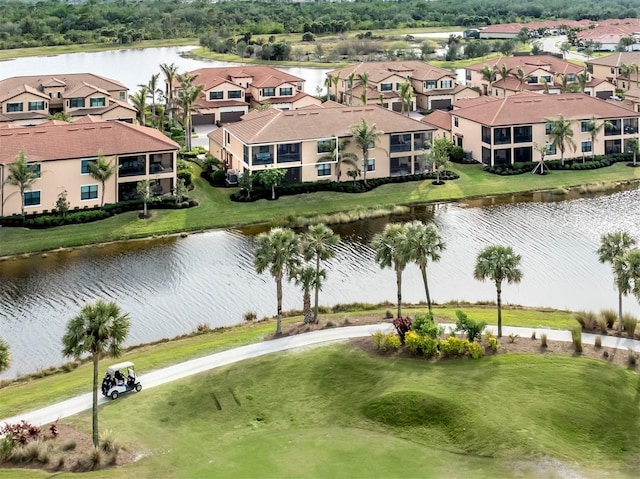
[2,163,639,257]
[4,345,638,478]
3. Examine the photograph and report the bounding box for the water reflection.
[1,187,640,378]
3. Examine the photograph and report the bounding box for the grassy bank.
[4,344,639,478]
[1,162,639,257]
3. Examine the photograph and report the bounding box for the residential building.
[448,92,640,166]
[586,52,640,92]
[0,116,178,216]
[0,74,136,126]
[327,61,479,112]
[420,110,452,142]
[208,104,436,183]
[172,66,321,125]
[464,55,615,98]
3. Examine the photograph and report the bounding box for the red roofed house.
[172,66,321,125]
[0,73,136,126]
[449,92,640,166]
[0,117,178,216]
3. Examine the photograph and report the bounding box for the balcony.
[119,156,146,177]
[149,153,174,173]
[390,134,412,153]
[252,152,274,166]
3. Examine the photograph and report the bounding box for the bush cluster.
[371,331,402,352]
[229,170,460,202]
[484,154,626,176]
[0,196,198,229]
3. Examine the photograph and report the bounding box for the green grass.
[2,163,640,257]
[6,345,638,478]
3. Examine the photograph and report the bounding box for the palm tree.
[323,76,333,100]
[496,63,513,97]
[399,81,414,115]
[512,66,528,91]
[177,73,204,151]
[621,63,633,90]
[350,118,380,185]
[614,249,640,329]
[598,231,637,331]
[473,245,523,338]
[371,223,411,318]
[575,71,589,93]
[62,299,130,447]
[160,62,179,122]
[89,154,116,207]
[584,116,611,160]
[555,73,571,93]
[301,223,339,322]
[348,72,356,105]
[0,337,11,374]
[4,150,39,216]
[329,73,339,102]
[131,86,148,126]
[253,227,300,335]
[404,221,446,315]
[357,72,370,105]
[292,265,326,324]
[144,72,161,125]
[480,65,495,95]
[317,139,358,182]
[546,114,576,166]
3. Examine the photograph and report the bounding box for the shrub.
[412,312,443,339]
[439,336,468,358]
[244,311,257,322]
[600,309,617,329]
[488,336,499,352]
[594,335,602,349]
[100,429,120,455]
[380,332,401,352]
[0,420,41,446]
[540,333,548,348]
[384,309,394,319]
[575,310,598,332]
[628,349,637,368]
[623,314,638,338]
[531,331,536,340]
[86,446,103,471]
[454,310,486,341]
[404,331,438,357]
[62,440,77,451]
[508,333,518,344]
[571,327,583,354]
[392,317,412,343]
[468,341,484,359]
[404,331,422,355]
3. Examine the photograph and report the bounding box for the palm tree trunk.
[92,353,99,447]
[276,277,283,335]
[303,291,313,324]
[313,255,320,323]
[101,181,105,207]
[618,288,623,333]
[420,265,432,314]
[496,281,503,338]
[396,266,402,318]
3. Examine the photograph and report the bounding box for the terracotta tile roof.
[0,111,49,122]
[587,52,640,67]
[453,92,638,126]
[215,104,434,145]
[0,118,178,164]
[197,99,248,109]
[466,55,583,76]
[0,74,127,95]
[38,120,70,127]
[328,61,454,85]
[62,82,110,99]
[453,96,500,109]
[208,127,224,146]
[73,115,103,124]
[0,84,50,103]
[480,23,524,34]
[186,66,305,90]
[421,110,451,131]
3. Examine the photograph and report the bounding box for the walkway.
[2,323,640,427]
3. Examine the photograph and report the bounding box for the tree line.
[1,0,640,50]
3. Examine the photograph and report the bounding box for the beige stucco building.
[208,103,436,183]
[0,117,178,216]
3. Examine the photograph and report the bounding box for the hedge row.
[229,170,460,202]
[0,196,198,229]
[484,153,629,176]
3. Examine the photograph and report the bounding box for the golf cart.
[101,361,142,400]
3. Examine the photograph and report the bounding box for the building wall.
[249,81,300,103]
[1,92,48,114]
[203,82,246,103]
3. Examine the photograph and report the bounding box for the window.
[441,80,453,89]
[605,119,621,136]
[317,163,331,177]
[390,134,412,153]
[297,82,303,91]
[317,139,334,154]
[81,185,99,200]
[23,191,40,207]
[493,149,511,165]
[279,87,293,96]
[481,147,491,165]
[90,97,105,107]
[513,126,532,143]
[29,163,41,178]
[81,158,96,174]
[528,76,538,84]
[119,91,126,100]
[228,90,242,99]
[541,75,552,83]
[611,67,616,74]
[209,91,224,100]
[546,143,557,155]
[6,102,23,112]
[582,141,592,153]
[425,80,437,90]
[454,116,459,128]
[262,87,275,97]
[514,147,532,163]
[28,101,45,111]
[69,98,85,108]
[581,120,590,132]
[380,83,393,91]
[365,158,375,172]
[493,127,511,145]
[481,126,492,144]
[277,143,301,163]
[545,122,552,135]
[566,74,576,82]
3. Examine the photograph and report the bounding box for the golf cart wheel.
[135,384,142,392]
[111,390,119,400]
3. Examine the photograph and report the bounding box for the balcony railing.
[252,153,274,165]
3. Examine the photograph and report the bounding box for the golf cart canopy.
[106,361,135,375]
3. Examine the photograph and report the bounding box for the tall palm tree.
[4,150,39,216]
[292,265,326,324]
[89,154,116,207]
[496,63,513,97]
[62,299,130,447]
[473,245,523,338]
[614,249,640,329]
[585,116,612,159]
[555,73,571,94]
[546,114,576,166]
[160,62,179,122]
[131,86,148,126]
[357,72,370,105]
[323,76,333,100]
[301,223,339,322]
[399,81,414,115]
[598,231,637,331]
[371,223,411,318]
[317,139,358,182]
[177,73,204,151]
[329,73,339,102]
[348,72,356,105]
[511,66,528,91]
[480,65,495,95]
[404,221,446,315]
[621,63,633,90]
[350,118,380,185]
[0,337,11,374]
[253,227,300,335]
[145,72,161,125]
[575,71,589,93]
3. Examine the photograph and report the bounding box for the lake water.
[1,186,639,378]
